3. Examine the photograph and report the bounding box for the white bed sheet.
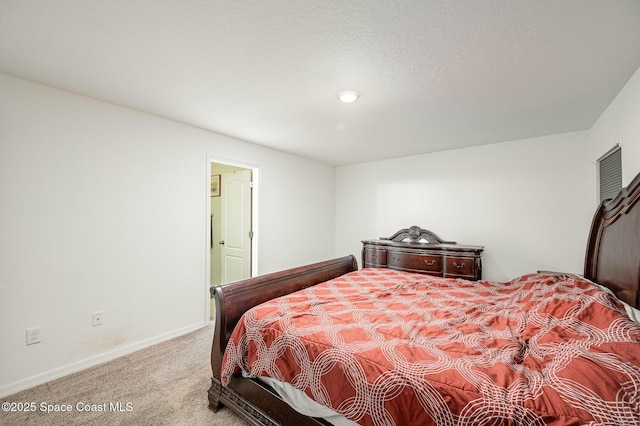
[251,374,357,426]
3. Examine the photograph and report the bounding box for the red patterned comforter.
[221,268,640,425]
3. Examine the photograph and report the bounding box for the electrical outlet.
[26,327,41,345]
[92,311,103,326]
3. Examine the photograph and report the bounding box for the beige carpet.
[0,324,247,426]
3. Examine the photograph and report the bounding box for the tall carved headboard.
[584,171,640,309]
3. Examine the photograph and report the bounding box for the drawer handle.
[453,262,465,269]
[424,259,436,266]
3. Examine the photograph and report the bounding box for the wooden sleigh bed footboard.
[208,255,358,426]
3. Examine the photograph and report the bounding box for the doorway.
[207,158,259,321]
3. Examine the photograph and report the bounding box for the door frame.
[205,154,260,323]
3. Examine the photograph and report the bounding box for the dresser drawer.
[444,256,475,277]
[363,247,387,267]
[362,236,483,280]
[387,251,442,273]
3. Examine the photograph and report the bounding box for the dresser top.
[362,239,484,253]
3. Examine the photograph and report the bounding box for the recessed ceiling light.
[338,91,359,104]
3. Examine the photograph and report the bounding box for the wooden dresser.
[361,226,484,281]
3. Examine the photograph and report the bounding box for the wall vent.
[597,144,622,203]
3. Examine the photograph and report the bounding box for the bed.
[208,171,640,426]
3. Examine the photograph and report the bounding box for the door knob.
[219,240,225,245]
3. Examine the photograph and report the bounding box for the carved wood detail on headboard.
[584,171,640,309]
[380,226,456,244]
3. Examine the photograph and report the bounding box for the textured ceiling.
[2,0,640,166]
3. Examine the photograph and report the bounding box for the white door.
[220,169,252,283]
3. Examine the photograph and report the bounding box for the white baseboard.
[0,321,207,398]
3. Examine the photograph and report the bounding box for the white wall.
[590,65,640,187]
[335,65,640,283]
[335,132,594,281]
[0,73,336,396]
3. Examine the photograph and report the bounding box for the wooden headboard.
[584,171,640,309]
